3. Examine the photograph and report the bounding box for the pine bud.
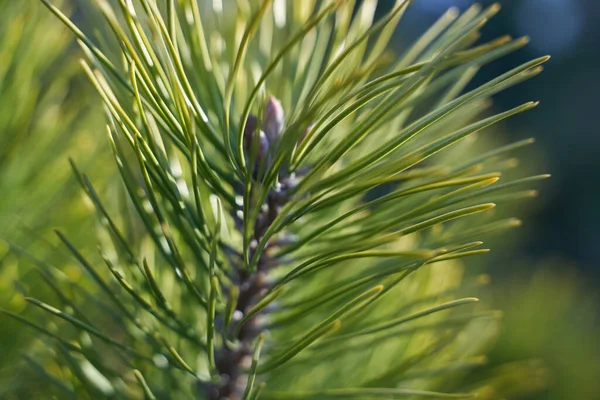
[256,131,270,165]
[243,114,270,167]
[243,114,259,151]
[263,96,284,142]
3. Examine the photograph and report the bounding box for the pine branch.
[2,1,550,399]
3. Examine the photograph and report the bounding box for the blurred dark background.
[380,0,600,281]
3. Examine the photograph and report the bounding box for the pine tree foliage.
[0,1,102,395]
[0,0,102,237]
[5,0,549,399]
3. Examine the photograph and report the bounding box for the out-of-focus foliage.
[0,0,105,397]
[448,131,599,400]
[487,264,600,400]
[0,1,102,237]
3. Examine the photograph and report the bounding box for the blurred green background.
[0,1,598,399]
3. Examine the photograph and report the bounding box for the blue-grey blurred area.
[380,0,600,279]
